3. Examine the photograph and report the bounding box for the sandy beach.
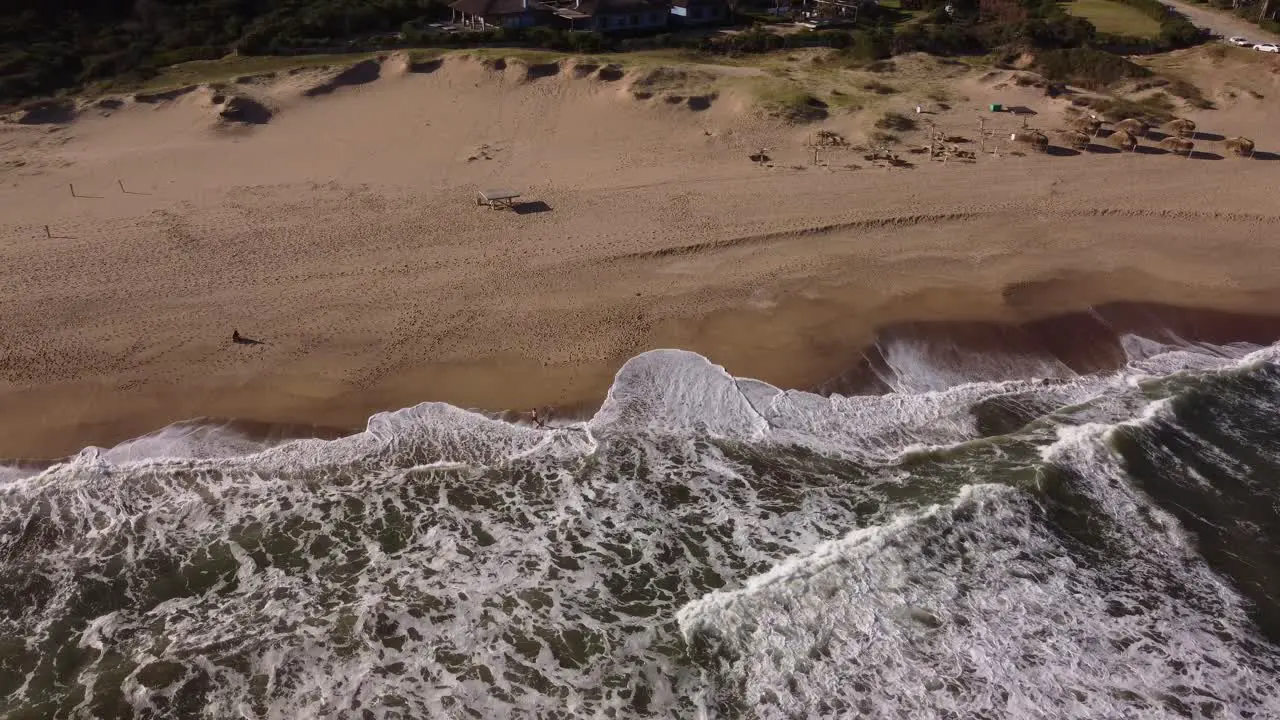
[3,47,1280,458]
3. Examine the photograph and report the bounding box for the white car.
[1255,43,1280,53]
[1228,36,1253,46]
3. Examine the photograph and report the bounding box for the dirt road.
[1162,0,1280,42]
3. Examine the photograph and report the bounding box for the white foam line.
[11,342,1277,482]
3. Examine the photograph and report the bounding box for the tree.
[980,0,1028,23]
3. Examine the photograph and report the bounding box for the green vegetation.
[1072,93,1177,122]
[862,80,899,94]
[124,53,385,93]
[874,110,917,131]
[0,0,448,105]
[1061,0,1161,37]
[0,0,1208,106]
[1163,77,1212,109]
[1096,0,1204,47]
[1035,47,1151,89]
[735,76,833,120]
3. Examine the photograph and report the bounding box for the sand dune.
[3,49,1280,457]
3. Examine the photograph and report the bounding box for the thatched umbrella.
[1109,129,1138,151]
[1113,118,1148,138]
[1158,136,1195,156]
[1011,130,1049,152]
[1165,118,1196,138]
[1225,136,1256,157]
[1057,129,1091,150]
[1067,115,1102,136]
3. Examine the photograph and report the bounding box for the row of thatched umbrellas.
[1056,115,1256,157]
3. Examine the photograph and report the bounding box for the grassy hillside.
[0,0,445,105]
[1062,0,1162,37]
[0,0,1207,106]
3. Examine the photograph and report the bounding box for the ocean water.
[3,335,1280,718]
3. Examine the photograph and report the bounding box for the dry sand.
[3,49,1280,458]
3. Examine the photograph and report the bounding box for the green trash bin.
[990,103,1003,112]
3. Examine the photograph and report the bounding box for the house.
[670,0,729,25]
[450,0,554,29]
[551,0,671,32]
[800,0,877,21]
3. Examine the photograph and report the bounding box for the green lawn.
[1061,0,1162,37]
[877,0,931,27]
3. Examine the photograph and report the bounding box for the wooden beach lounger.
[477,188,520,210]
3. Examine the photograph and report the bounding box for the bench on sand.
[477,188,520,210]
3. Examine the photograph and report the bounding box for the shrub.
[1158,17,1202,47]
[851,28,893,61]
[1034,47,1151,89]
[1164,78,1212,109]
[1075,95,1173,123]
[151,46,224,67]
[875,111,917,131]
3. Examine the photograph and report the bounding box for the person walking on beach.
[531,408,544,428]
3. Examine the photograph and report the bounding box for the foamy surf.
[2,344,1279,718]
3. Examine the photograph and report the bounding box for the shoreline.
[7,297,1280,464]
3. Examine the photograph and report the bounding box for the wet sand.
[9,295,1280,464]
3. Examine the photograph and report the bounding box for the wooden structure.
[478,188,521,209]
[921,120,975,163]
[803,0,867,19]
[450,0,553,28]
[548,0,670,31]
[670,0,728,24]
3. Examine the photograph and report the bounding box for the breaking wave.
[3,335,1280,718]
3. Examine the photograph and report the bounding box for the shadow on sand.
[514,201,553,215]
